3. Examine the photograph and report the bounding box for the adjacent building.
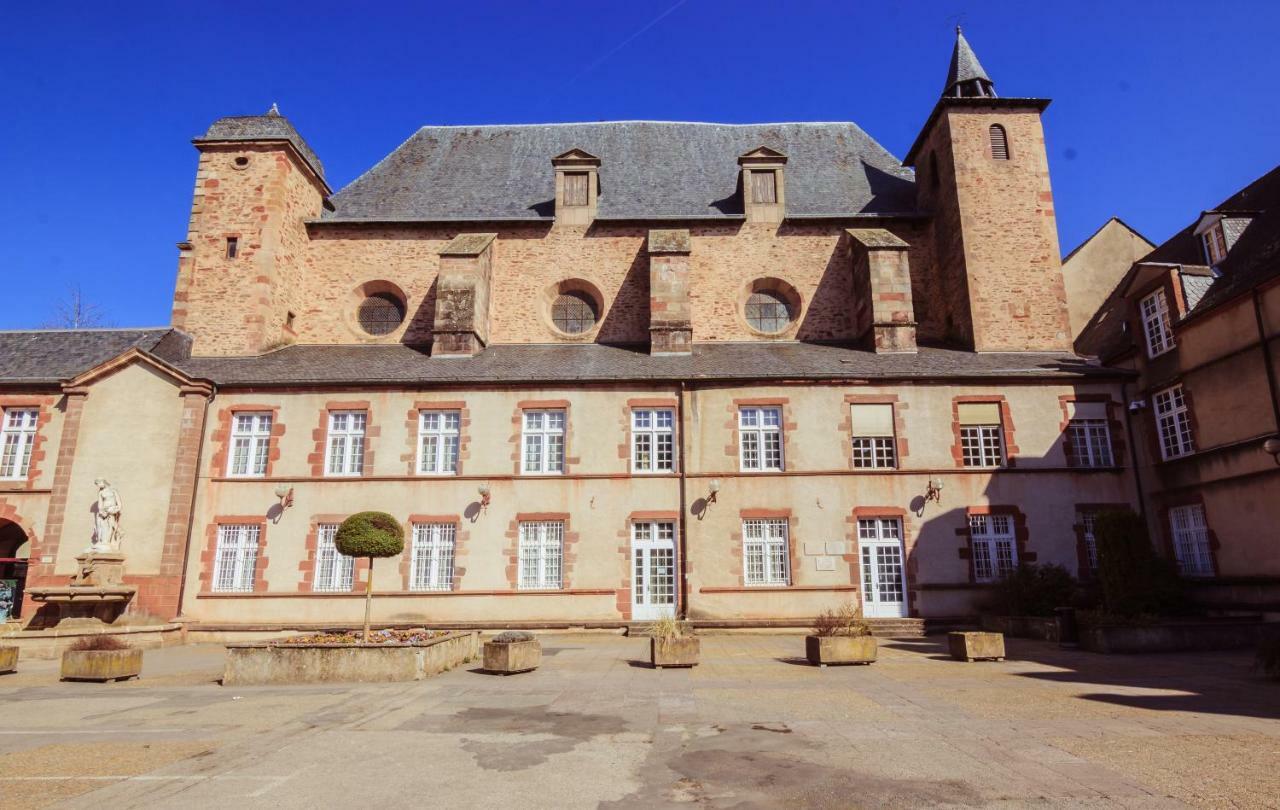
[0,31,1140,630]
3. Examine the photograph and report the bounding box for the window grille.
[1169,504,1213,576]
[410,522,457,591]
[213,524,260,592]
[357,292,405,336]
[742,518,789,585]
[313,523,354,592]
[551,291,597,334]
[518,521,564,589]
[744,291,791,333]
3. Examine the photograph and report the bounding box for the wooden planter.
[0,646,17,674]
[483,638,541,675]
[805,635,878,667]
[948,631,1005,662]
[651,636,700,668]
[60,648,143,682]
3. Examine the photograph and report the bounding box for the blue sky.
[1,1,1276,329]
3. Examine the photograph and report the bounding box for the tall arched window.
[989,124,1010,160]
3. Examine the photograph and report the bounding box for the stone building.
[1074,165,1280,612]
[0,31,1138,631]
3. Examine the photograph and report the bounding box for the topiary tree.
[335,511,405,642]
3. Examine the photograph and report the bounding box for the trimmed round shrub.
[491,631,536,644]
[335,511,404,559]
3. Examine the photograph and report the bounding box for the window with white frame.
[1202,224,1228,265]
[1066,414,1114,468]
[850,403,896,469]
[0,408,38,480]
[1140,289,1175,358]
[227,412,273,477]
[325,411,366,476]
[418,410,460,475]
[1170,504,1213,576]
[1153,384,1194,460]
[313,523,354,592]
[742,518,789,586]
[522,410,565,474]
[632,408,675,473]
[518,520,564,589]
[410,522,456,591]
[739,406,784,471]
[1079,510,1099,573]
[212,523,261,592]
[958,402,1004,467]
[969,514,1017,582]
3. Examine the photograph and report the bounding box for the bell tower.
[905,29,1071,351]
[171,106,330,356]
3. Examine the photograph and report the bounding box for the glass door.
[857,517,907,618]
[632,521,677,621]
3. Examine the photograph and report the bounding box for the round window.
[356,292,406,336]
[551,291,599,334]
[744,290,792,333]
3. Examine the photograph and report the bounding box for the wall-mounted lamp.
[1265,436,1280,466]
[707,479,721,504]
[924,477,944,505]
[273,484,294,509]
[477,484,492,511]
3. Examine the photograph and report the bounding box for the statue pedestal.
[25,552,137,628]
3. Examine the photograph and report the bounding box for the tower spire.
[944,26,996,98]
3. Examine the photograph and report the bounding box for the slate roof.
[945,29,994,96]
[197,112,325,181]
[0,329,191,385]
[322,122,917,223]
[176,342,1122,387]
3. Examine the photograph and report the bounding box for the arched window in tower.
[989,124,1010,161]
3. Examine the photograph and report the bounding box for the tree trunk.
[363,557,374,643]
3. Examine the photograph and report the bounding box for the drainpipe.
[677,380,691,620]
[1253,290,1280,436]
[1121,380,1147,522]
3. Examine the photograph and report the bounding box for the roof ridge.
[407,120,869,129]
[0,326,173,335]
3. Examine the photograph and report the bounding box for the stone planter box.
[948,631,1005,662]
[60,648,143,682]
[981,614,1059,642]
[805,635,878,666]
[0,645,17,674]
[223,630,479,686]
[483,638,541,674]
[1079,618,1274,654]
[650,636,700,668]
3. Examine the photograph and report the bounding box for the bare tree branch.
[40,285,114,329]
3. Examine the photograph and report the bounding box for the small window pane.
[744,291,791,333]
[551,292,598,334]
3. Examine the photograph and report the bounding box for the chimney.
[847,229,917,353]
[432,233,496,357]
[647,229,693,355]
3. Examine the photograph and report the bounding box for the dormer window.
[1202,224,1228,265]
[551,148,600,226]
[738,147,787,224]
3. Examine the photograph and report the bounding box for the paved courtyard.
[1,633,1278,809]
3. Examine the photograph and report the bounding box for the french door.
[857,517,907,618]
[631,521,677,621]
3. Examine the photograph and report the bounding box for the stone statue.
[90,478,123,553]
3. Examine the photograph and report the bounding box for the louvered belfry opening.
[989,124,1009,160]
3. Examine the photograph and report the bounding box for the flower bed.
[223,630,478,686]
